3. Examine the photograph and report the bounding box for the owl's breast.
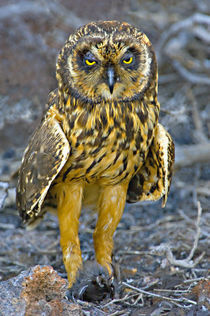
[56,100,158,186]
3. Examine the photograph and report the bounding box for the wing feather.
[127,123,175,207]
[16,114,70,224]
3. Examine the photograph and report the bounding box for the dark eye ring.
[83,52,97,67]
[122,53,135,66]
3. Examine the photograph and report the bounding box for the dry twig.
[157,13,210,85]
[175,143,210,169]
[187,88,208,144]
[157,13,210,58]
[122,282,197,309]
[0,182,9,209]
[150,201,205,268]
[172,60,210,85]
[103,292,144,308]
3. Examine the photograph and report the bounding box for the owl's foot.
[56,182,84,288]
[62,245,82,288]
[93,183,127,284]
[67,261,115,302]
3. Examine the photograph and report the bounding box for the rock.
[0,269,27,316]
[0,265,83,316]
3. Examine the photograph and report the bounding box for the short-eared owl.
[17,21,175,287]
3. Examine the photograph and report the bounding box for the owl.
[16,21,175,288]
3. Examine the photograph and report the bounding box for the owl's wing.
[127,123,175,207]
[16,112,70,225]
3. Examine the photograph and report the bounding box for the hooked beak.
[107,67,115,94]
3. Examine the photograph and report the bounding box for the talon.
[70,261,115,302]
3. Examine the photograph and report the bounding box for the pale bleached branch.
[157,13,210,58]
[122,282,197,308]
[150,201,205,269]
[175,143,210,169]
[172,60,210,85]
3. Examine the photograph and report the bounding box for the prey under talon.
[68,261,115,302]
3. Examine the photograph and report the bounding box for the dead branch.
[157,13,210,85]
[192,25,210,43]
[150,201,205,269]
[187,88,208,144]
[157,13,210,58]
[175,143,210,169]
[183,201,203,263]
[109,310,129,316]
[0,182,9,209]
[122,282,197,308]
[103,292,144,308]
[175,181,210,198]
[172,60,210,85]
[183,277,209,284]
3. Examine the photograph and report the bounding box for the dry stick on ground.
[121,282,197,309]
[150,201,205,269]
[187,88,208,144]
[175,143,210,170]
[175,182,210,199]
[171,60,210,85]
[103,293,144,308]
[109,311,130,316]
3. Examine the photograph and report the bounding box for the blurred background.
[0,0,209,314]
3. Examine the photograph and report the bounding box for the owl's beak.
[107,67,115,94]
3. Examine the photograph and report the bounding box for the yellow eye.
[123,57,133,64]
[85,59,96,66]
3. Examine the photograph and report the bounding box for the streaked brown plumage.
[16,21,175,288]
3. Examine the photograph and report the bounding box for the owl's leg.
[56,182,83,288]
[93,183,128,275]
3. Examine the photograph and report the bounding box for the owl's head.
[56,21,157,103]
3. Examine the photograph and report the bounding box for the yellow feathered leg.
[56,182,83,287]
[93,183,128,275]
